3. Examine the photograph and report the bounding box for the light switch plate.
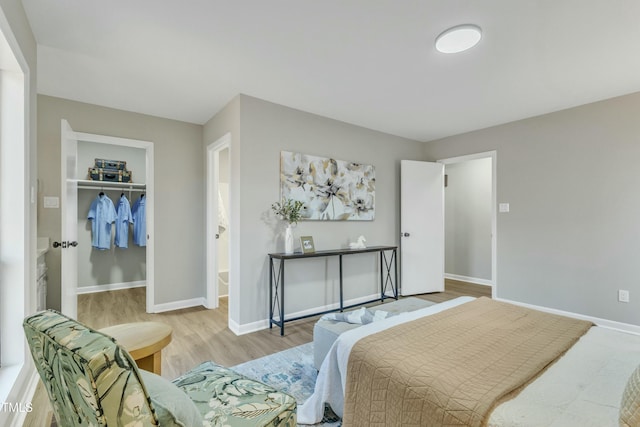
[43,196,59,208]
[499,203,510,213]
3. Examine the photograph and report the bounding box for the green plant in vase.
[272,198,304,253]
[271,198,304,224]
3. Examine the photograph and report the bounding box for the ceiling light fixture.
[435,24,482,53]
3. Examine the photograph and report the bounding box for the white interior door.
[400,160,444,295]
[60,119,79,318]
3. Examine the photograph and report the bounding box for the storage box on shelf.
[88,158,132,183]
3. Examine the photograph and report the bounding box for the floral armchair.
[23,310,297,426]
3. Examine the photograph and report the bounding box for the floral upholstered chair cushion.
[173,361,297,427]
[23,310,158,426]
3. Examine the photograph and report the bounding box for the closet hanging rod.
[77,185,146,192]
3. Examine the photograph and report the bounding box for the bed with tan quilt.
[298,297,640,426]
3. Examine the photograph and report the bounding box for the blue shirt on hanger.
[87,194,117,250]
[114,194,133,248]
[132,195,146,247]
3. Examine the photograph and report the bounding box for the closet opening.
[77,143,147,296]
[60,120,155,317]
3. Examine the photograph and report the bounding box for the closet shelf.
[76,179,146,191]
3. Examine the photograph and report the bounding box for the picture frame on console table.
[300,236,315,254]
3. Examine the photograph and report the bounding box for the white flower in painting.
[281,152,308,190]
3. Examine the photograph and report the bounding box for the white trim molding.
[229,317,268,336]
[497,297,640,335]
[152,297,207,313]
[76,281,146,295]
[445,273,493,287]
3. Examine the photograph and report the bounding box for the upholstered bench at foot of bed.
[313,296,435,370]
[172,361,297,427]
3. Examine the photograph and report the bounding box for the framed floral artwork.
[280,151,375,220]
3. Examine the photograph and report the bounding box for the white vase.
[284,224,294,254]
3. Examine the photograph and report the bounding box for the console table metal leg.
[269,257,273,329]
[280,260,285,336]
[379,251,384,302]
[394,248,398,298]
[379,249,399,300]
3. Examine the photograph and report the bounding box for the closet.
[76,141,147,294]
[60,119,155,318]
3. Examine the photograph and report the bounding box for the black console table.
[268,245,398,336]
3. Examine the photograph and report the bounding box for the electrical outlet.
[618,289,630,303]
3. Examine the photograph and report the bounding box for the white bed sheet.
[298,296,640,426]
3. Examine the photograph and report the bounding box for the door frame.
[206,133,231,309]
[60,120,78,318]
[437,150,497,297]
[61,125,155,314]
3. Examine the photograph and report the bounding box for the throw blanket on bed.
[343,297,592,427]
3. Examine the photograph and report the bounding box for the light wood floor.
[24,279,490,426]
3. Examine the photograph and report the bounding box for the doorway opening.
[206,134,231,310]
[438,151,497,297]
[217,147,230,298]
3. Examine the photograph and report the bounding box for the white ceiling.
[20,0,640,142]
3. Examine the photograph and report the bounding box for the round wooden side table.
[99,321,172,375]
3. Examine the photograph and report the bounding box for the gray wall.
[77,142,146,288]
[425,91,640,326]
[205,94,425,327]
[444,158,492,280]
[37,95,204,309]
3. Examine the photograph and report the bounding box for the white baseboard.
[76,280,146,294]
[230,317,269,336]
[230,293,386,336]
[496,297,640,335]
[445,273,493,287]
[152,297,207,313]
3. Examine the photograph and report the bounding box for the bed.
[298,296,640,426]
